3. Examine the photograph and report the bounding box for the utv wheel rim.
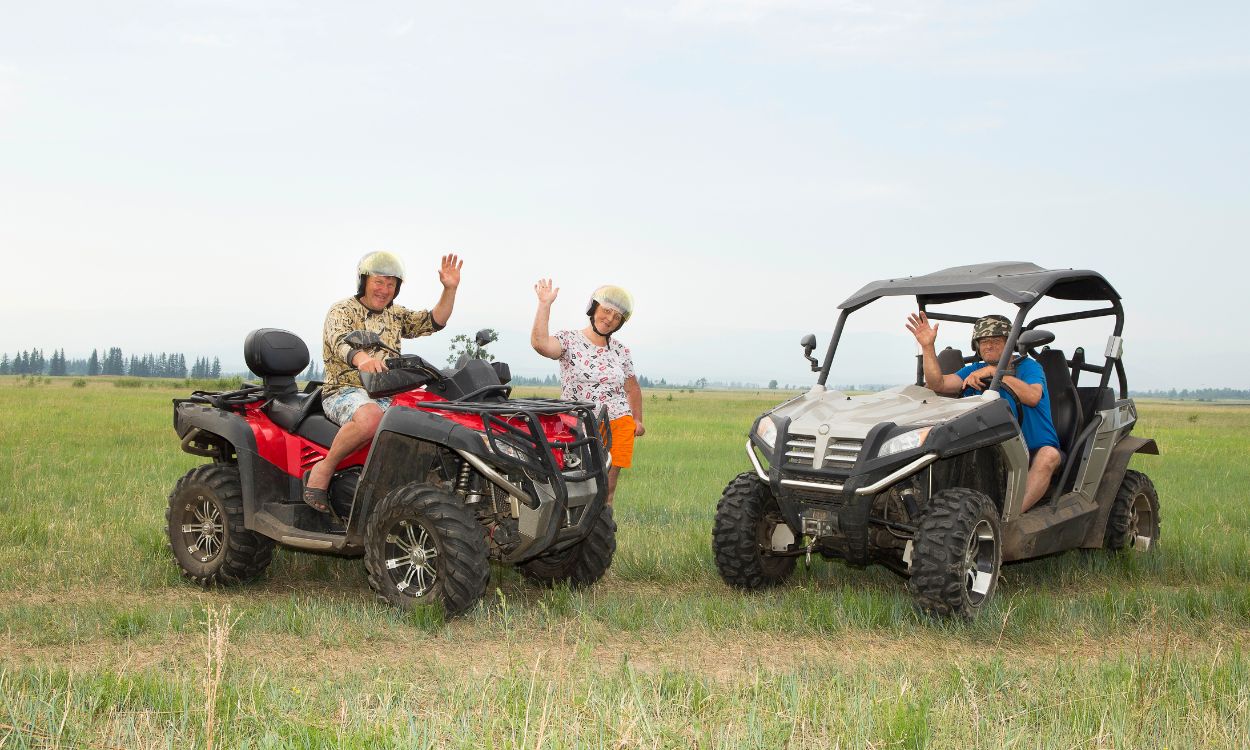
[1129,493,1156,551]
[963,519,998,602]
[384,519,439,598]
[182,497,224,563]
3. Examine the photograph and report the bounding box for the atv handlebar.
[359,354,445,398]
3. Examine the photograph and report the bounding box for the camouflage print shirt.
[322,296,442,397]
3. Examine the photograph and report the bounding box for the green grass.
[1,378,1248,747]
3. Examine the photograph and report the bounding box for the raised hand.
[534,278,559,305]
[905,311,939,348]
[438,254,463,290]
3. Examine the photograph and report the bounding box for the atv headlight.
[878,427,932,458]
[481,434,525,460]
[754,417,778,449]
[495,439,524,460]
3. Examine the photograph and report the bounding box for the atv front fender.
[353,408,485,534]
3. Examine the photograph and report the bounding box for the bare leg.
[606,466,621,507]
[306,403,384,490]
[1020,446,1062,512]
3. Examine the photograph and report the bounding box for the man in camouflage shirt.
[303,251,463,512]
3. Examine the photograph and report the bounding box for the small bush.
[114,378,143,389]
[72,379,87,388]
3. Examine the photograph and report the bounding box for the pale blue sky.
[1,1,1246,389]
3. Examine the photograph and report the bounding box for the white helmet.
[586,285,634,334]
[356,251,405,299]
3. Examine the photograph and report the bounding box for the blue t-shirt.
[956,357,1060,452]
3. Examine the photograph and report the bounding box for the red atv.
[166,328,614,616]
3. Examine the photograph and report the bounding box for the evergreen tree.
[0,353,8,375]
[211,357,221,379]
[104,347,125,375]
[88,349,100,376]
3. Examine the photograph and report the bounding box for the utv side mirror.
[1016,329,1055,353]
[474,328,499,348]
[800,334,820,372]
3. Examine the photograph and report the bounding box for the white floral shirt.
[554,330,635,420]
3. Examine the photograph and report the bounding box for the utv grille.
[785,436,863,471]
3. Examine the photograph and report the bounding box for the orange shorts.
[608,415,636,469]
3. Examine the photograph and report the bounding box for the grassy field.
[1,377,1248,748]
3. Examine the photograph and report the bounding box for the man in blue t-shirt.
[905,312,1063,513]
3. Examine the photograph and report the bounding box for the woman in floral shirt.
[531,280,644,507]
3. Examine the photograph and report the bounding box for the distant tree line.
[1129,388,1250,401]
[1,348,222,380]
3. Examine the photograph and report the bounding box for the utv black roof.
[817,260,1128,398]
[839,262,1121,310]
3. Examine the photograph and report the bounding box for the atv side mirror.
[474,328,499,348]
[800,334,820,372]
[343,330,399,357]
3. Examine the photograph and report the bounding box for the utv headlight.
[878,427,932,458]
[754,417,778,450]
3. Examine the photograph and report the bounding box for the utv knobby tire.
[519,506,617,588]
[908,488,1001,620]
[1104,469,1160,553]
[712,472,797,589]
[364,483,490,617]
[166,464,274,586]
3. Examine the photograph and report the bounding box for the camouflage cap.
[972,314,1011,341]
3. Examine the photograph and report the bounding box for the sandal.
[302,470,333,514]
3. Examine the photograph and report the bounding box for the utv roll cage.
[817,261,1128,398]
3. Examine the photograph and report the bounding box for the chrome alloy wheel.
[384,519,440,597]
[963,519,998,603]
[1128,493,1157,552]
[182,496,224,563]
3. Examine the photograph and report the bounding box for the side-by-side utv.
[712,262,1160,618]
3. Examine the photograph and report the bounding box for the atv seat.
[244,328,309,399]
[243,328,342,447]
[267,388,340,447]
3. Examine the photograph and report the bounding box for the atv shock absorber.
[456,460,485,504]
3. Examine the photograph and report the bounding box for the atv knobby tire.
[364,482,490,617]
[166,464,274,586]
[712,472,797,589]
[909,487,1001,620]
[519,505,617,587]
[1104,469,1160,552]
